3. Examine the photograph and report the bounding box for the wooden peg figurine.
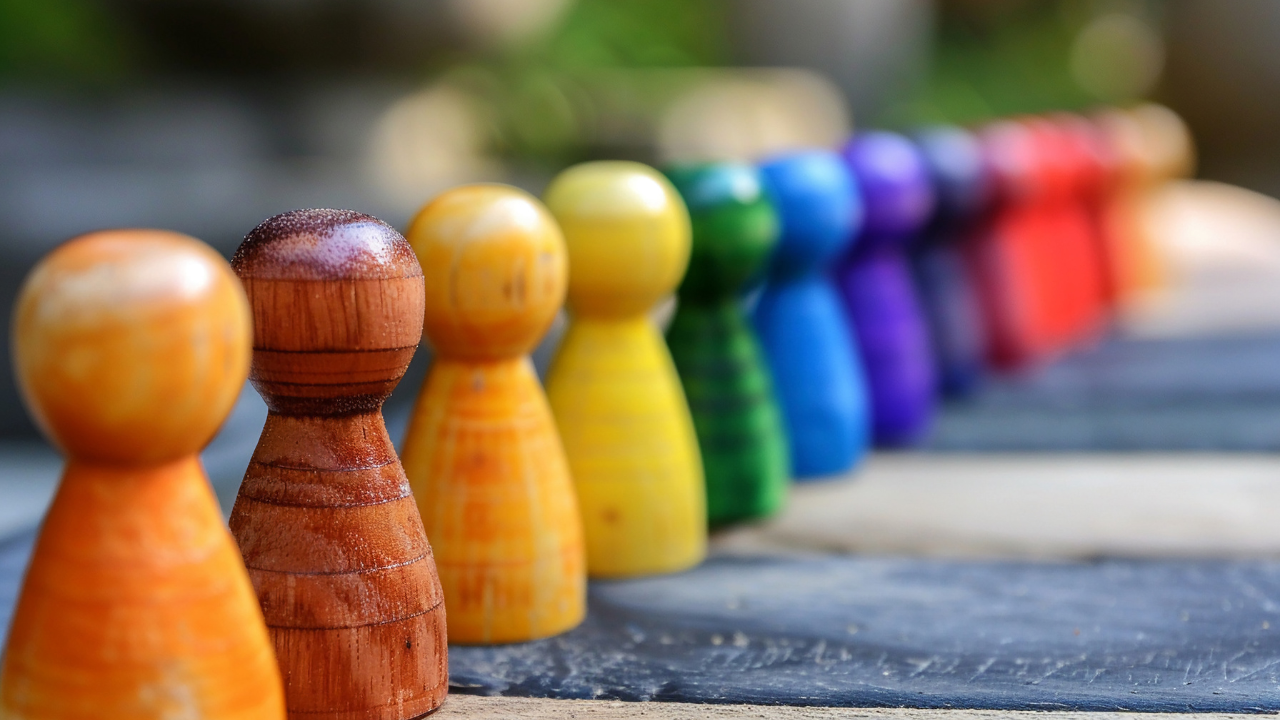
[664,162,790,525]
[401,184,585,643]
[543,161,707,578]
[837,131,937,447]
[911,125,992,398]
[4,230,285,719]
[754,150,870,478]
[229,210,447,720]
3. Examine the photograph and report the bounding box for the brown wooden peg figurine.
[229,209,448,720]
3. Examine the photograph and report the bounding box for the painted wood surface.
[436,694,1269,719]
[4,451,1280,712]
[543,161,706,578]
[449,551,1280,711]
[3,230,284,719]
[402,185,585,644]
[229,210,447,720]
[664,163,789,526]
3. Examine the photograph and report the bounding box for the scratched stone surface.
[2,529,1280,710]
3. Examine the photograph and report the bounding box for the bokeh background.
[3,0,1280,444]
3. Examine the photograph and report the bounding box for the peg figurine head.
[913,125,991,234]
[665,162,780,302]
[232,209,425,415]
[407,184,567,360]
[758,150,862,276]
[543,161,691,319]
[842,131,936,246]
[13,230,251,465]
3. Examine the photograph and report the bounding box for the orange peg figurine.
[229,210,447,720]
[402,184,586,644]
[3,230,286,719]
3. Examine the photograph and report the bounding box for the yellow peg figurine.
[402,185,586,643]
[543,161,707,578]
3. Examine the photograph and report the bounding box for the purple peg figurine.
[837,131,938,447]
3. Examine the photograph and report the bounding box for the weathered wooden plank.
[437,694,1272,719]
[712,453,1280,559]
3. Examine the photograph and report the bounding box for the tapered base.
[403,357,586,644]
[547,317,707,578]
[232,412,448,720]
[0,458,285,720]
[667,300,789,525]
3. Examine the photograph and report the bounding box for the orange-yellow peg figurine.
[402,184,586,643]
[3,230,285,719]
[1096,103,1195,302]
[543,161,707,578]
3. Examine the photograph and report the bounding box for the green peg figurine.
[664,162,790,525]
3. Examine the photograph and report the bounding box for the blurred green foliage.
[542,0,729,69]
[884,0,1161,127]
[0,0,131,81]
[884,1,1094,127]
[442,0,731,166]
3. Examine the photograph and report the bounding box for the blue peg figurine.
[754,150,870,478]
[837,131,937,447]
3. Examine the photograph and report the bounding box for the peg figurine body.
[402,185,585,643]
[664,162,789,525]
[229,210,447,720]
[754,150,869,477]
[544,161,706,578]
[3,230,285,719]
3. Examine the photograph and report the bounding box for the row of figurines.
[0,105,1191,720]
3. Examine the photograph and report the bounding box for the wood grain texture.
[543,162,706,578]
[436,694,1268,719]
[3,230,284,719]
[401,185,585,644]
[229,210,446,720]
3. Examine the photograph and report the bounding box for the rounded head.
[980,119,1044,205]
[1130,103,1196,181]
[757,150,861,274]
[1023,117,1078,201]
[13,230,250,465]
[913,125,991,227]
[664,162,779,300]
[543,161,690,318]
[1052,113,1116,200]
[842,131,935,242]
[232,209,425,415]
[1096,104,1194,187]
[406,184,567,359]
